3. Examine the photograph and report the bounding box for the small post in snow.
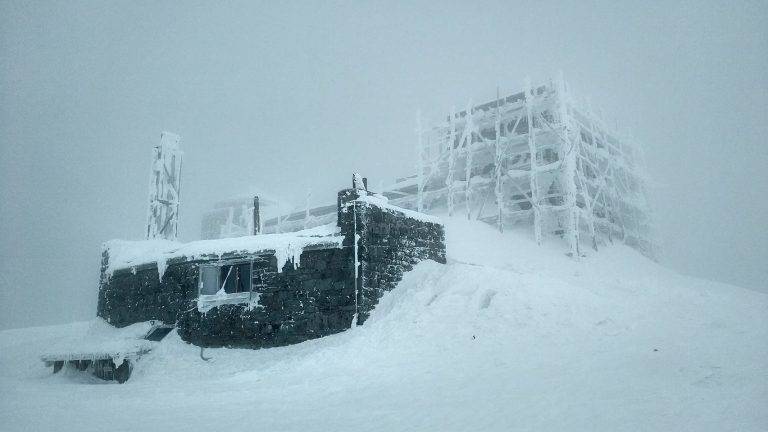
[252,195,261,235]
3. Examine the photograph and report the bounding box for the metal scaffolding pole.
[446,107,457,217]
[385,76,655,259]
[463,101,475,220]
[493,88,504,233]
[556,73,580,257]
[525,79,542,245]
[416,110,424,213]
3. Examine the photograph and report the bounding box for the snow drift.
[0,218,765,431]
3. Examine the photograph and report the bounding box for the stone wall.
[98,246,356,348]
[97,254,199,328]
[338,190,446,324]
[96,186,445,349]
[176,247,356,348]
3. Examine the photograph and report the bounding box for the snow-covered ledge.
[197,291,260,313]
[102,224,344,280]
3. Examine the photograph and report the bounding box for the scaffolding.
[194,75,655,259]
[386,75,655,258]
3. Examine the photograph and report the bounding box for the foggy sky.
[1,0,766,330]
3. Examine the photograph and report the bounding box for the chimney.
[352,172,366,190]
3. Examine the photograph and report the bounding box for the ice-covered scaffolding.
[193,76,654,258]
[146,132,183,241]
[386,75,655,258]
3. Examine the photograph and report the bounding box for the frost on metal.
[395,74,656,258]
[214,76,654,260]
[200,193,285,240]
[146,131,183,241]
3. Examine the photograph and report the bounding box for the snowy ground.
[1,218,766,431]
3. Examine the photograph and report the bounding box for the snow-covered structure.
[146,132,183,241]
[200,194,285,239]
[97,179,445,350]
[41,321,173,383]
[384,75,655,258]
[42,74,655,381]
[200,193,339,239]
[227,77,654,258]
[45,178,444,381]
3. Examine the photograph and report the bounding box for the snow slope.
[1,218,766,431]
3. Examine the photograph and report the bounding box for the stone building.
[97,180,446,349]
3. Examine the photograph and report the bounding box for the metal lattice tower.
[388,75,655,258]
[146,131,183,241]
[192,75,655,260]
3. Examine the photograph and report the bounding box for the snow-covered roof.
[104,223,343,278]
[355,194,442,225]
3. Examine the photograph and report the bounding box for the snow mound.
[1,218,766,431]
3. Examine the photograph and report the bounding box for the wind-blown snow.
[356,193,442,224]
[1,218,765,431]
[104,223,342,279]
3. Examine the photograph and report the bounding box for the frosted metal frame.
[406,75,655,258]
[146,132,183,241]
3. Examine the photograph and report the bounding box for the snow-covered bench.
[40,320,172,383]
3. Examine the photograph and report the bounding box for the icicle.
[274,240,304,273]
[156,258,167,281]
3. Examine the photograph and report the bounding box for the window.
[199,265,220,295]
[197,261,255,312]
[198,262,253,296]
[220,263,251,294]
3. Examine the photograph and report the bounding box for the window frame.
[197,259,255,312]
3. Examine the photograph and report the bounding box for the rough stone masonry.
[97,183,445,349]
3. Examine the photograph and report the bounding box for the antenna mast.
[146,131,183,241]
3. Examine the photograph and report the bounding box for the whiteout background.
[1,0,767,329]
[1,218,766,431]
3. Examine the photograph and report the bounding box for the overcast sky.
[1,0,766,329]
